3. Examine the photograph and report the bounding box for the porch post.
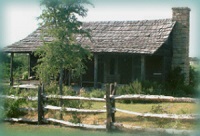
[28,53,31,78]
[94,54,98,88]
[10,53,14,86]
[141,55,145,81]
[162,56,166,82]
[132,56,134,81]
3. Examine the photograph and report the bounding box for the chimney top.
[172,7,191,11]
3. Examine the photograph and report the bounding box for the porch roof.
[4,19,175,54]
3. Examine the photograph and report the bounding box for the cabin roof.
[3,19,176,54]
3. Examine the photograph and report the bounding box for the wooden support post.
[10,53,14,86]
[106,84,112,132]
[38,85,44,125]
[132,56,134,82]
[94,54,98,88]
[162,56,166,82]
[110,83,117,123]
[28,53,31,78]
[141,55,145,81]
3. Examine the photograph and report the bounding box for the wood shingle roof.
[4,19,176,54]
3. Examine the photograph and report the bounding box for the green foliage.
[22,71,29,80]
[2,86,20,96]
[142,80,163,95]
[35,0,93,84]
[44,83,92,123]
[13,54,29,79]
[117,80,142,95]
[0,52,10,79]
[3,99,27,118]
[150,105,169,114]
[89,89,105,98]
[0,52,28,80]
[165,66,198,96]
[165,67,185,95]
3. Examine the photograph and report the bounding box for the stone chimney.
[172,7,190,84]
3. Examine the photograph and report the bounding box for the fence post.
[111,82,117,123]
[106,84,112,131]
[38,84,44,125]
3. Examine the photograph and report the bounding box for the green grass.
[1,101,197,136]
[1,123,194,136]
[88,102,196,129]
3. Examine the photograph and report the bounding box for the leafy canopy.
[35,0,93,83]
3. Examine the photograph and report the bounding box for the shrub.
[141,80,163,95]
[89,89,105,98]
[3,99,27,118]
[22,71,28,80]
[150,105,169,114]
[165,66,198,97]
[117,80,142,95]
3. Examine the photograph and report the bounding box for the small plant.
[142,80,163,95]
[69,112,81,124]
[150,105,168,114]
[22,71,29,80]
[3,99,27,118]
[117,80,142,95]
[89,89,105,98]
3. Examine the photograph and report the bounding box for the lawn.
[1,123,197,136]
[43,101,197,130]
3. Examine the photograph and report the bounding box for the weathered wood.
[5,118,38,124]
[38,85,43,125]
[44,118,106,130]
[114,108,199,121]
[110,94,198,103]
[45,95,105,102]
[10,53,14,86]
[13,84,38,89]
[44,105,106,113]
[0,95,38,101]
[28,53,31,77]
[106,84,112,131]
[110,83,116,123]
[112,123,193,135]
[141,55,145,81]
[94,54,98,88]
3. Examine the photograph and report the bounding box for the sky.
[1,0,200,57]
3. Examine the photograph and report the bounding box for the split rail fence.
[1,83,199,134]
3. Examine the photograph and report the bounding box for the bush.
[89,89,105,98]
[22,71,28,80]
[142,80,163,95]
[150,105,169,114]
[117,80,142,95]
[44,83,92,123]
[3,99,27,118]
[164,66,198,97]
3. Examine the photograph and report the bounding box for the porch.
[82,53,166,88]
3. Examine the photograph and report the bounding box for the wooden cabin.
[3,7,190,87]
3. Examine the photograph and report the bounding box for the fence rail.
[1,83,198,135]
[45,95,105,102]
[43,118,106,130]
[44,105,106,113]
[0,95,37,101]
[110,94,198,103]
[113,108,199,121]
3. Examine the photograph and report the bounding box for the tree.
[35,0,92,97]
